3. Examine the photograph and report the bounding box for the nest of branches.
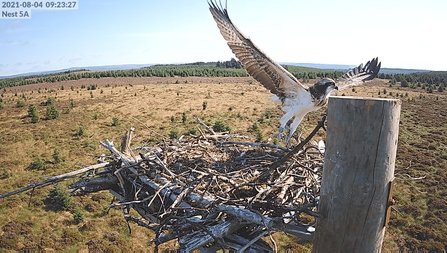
[1,117,326,252]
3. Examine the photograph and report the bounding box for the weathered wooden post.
[312,97,401,252]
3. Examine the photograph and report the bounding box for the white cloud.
[68,56,84,63]
[0,20,22,34]
[0,40,29,46]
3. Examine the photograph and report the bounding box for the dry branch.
[0,162,110,199]
[0,117,326,252]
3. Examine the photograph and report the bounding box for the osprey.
[208,1,381,145]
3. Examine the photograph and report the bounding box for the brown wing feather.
[208,1,307,99]
[336,57,381,90]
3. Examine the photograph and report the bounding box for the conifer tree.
[28,104,41,123]
[46,99,60,120]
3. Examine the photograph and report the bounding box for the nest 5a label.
[1,1,78,19]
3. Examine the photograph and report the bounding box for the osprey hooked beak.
[329,83,338,94]
[322,78,338,93]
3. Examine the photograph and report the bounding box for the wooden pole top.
[313,96,401,252]
[330,96,402,103]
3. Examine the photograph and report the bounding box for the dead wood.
[0,162,110,199]
[0,116,326,252]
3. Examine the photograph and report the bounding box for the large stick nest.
[3,117,326,252]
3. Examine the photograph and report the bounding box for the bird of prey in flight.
[208,1,381,145]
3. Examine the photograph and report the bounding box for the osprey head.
[309,78,338,106]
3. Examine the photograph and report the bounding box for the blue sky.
[1,0,446,76]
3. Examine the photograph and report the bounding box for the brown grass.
[1,76,446,251]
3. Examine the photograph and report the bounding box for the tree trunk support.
[312,96,401,252]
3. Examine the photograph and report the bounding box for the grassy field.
[0,76,446,251]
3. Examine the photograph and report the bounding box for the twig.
[237,231,267,253]
[154,153,176,178]
[256,115,326,182]
[220,141,288,151]
[193,115,216,135]
[0,162,110,199]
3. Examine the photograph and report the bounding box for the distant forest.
[379,71,447,93]
[1,59,446,93]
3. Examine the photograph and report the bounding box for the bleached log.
[178,219,242,252]
[100,140,135,166]
[217,205,274,228]
[69,173,119,193]
[100,137,191,209]
[109,189,161,224]
[0,162,110,199]
[193,115,216,135]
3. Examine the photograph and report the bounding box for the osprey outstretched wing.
[336,57,381,90]
[208,0,381,146]
[208,0,308,102]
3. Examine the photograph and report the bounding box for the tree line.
[0,60,250,89]
[2,59,446,92]
[0,62,346,90]
[378,71,447,93]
